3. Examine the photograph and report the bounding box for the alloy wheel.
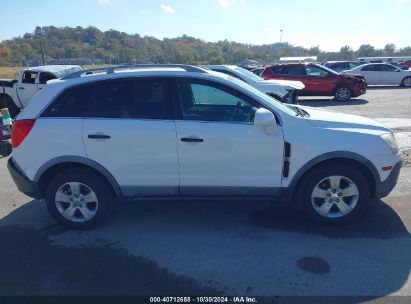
[54,182,99,223]
[311,175,359,218]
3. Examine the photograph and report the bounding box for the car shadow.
[0,197,410,298]
[299,98,369,107]
[367,85,411,90]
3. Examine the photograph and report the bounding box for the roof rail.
[62,64,207,80]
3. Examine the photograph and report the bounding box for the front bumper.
[375,160,403,199]
[7,158,42,199]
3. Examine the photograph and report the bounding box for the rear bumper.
[7,158,42,199]
[375,160,403,199]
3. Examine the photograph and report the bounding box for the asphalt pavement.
[0,87,410,301]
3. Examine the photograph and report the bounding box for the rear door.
[17,71,39,106]
[82,77,179,197]
[174,78,284,196]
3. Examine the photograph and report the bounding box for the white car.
[0,65,84,117]
[342,63,411,86]
[205,65,305,104]
[8,64,402,229]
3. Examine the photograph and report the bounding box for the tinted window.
[22,71,38,84]
[39,72,57,84]
[379,64,397,72]
[177,79,259,123]
[92,78,167,119]
[273,65,306,75]
[42,84,94,117]
[327,63,346,69]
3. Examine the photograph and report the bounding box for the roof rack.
[62,64,207,80]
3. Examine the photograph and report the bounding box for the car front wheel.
[297,164,370,224]
[45,168,114,229]
[334,87,352,101]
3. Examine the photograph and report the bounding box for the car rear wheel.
[0,141,12,157]
[297,164,370,224]
[45,168,114,229]
[401,76,411,87]
[334,87,352,101]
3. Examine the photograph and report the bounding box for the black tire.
[0,141,12,157]
[297,164,370,224]
[1,95,20,118]
[45,168,114,229]
[334,87,352,101]
[401,76,411,87]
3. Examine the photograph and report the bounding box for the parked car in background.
[342,63,411,86]
[390,62,409,70]
[8,64,402,229]
[205,65,304,104]
[261,63,367,101]
[0,65,84,118]
[323,61,366,73]
[250,67,266,76]
[401,60,411,68]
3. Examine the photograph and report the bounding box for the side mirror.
[254,108,277,135]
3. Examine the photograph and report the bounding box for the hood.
[299,106,391,133]
[340,72,366,82]
[260,79,305,90]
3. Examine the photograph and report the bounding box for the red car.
[261,63,367,101]
[401,60,411,68]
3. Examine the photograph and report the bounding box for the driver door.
[174,78,284,196]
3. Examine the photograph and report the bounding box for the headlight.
[380,133,399,154]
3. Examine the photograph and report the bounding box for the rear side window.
[42,85,94,117]
[39,72,57,84]
[272,65,306,75]
[91,78,168,119]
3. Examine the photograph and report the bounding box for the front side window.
[306,66,327,77]
[22,71,38,84]
[177,79,259,123]
[42,84,94,117]
[92,78,168,119]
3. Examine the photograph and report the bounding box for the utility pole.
[34,26,46,65]
[280,29,283,43]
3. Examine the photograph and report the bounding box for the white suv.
[7,64,403,229]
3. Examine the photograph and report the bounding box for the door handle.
[88,134,110,139]
[18,87,25,90]
[181,137,203,143]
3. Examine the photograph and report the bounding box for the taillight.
[12,119,36,148]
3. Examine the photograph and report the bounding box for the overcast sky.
[1,0,410,51]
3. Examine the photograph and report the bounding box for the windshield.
[233,66,264,82]
[56,66,84,78]
[317,64,338,75]
[225,75,296,116]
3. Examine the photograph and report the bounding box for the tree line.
[1,26,410,66]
